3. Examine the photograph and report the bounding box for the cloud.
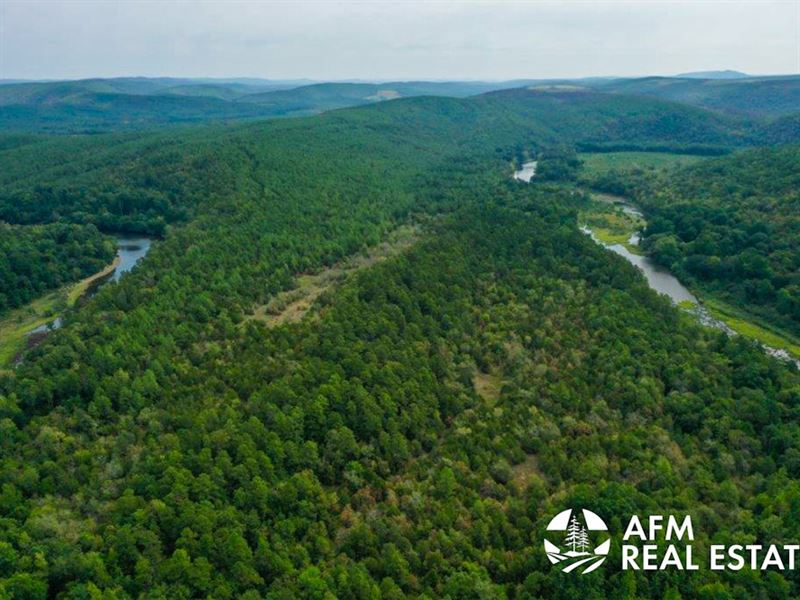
[1,0,797,80]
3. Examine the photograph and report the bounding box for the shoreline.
[0,254,121,367]
[580,189,800,364]
[67,254,122,306]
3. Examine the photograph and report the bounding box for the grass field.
[0,291,65,367]
[0,256,120,367]
[579,151,706,176]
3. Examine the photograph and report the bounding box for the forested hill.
[634,146,800,337]
[597,75,800,117]
[2,88,800,598]
[0,89,752,233]
[0,88,752,322]
[472,88,748,151]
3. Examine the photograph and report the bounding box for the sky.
[1,0,799,81]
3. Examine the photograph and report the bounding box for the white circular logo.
[544,508,610,574]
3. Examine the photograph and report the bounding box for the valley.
[1,79,800,599]
[578,147,800,361]
[577,186,800,367]
[0,236,152,366]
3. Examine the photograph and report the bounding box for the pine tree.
[564,515,581,552]
[578,527,590,553]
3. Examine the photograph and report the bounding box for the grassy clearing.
[0,256,120,367]
[704,297,800,358]
[0,292,64,367]
[579,193,645,254]
[472,371,503,404]
[66,256,120,305]
[579,151,705,176]
[246,224,420,328]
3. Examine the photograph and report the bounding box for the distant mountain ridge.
[0,78,541,133]
[2,73,800,133]
[676,70,749,79]
[597,74,800,117]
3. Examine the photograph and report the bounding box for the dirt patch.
[246,224,420,328]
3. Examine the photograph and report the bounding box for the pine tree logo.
[543,508,610,574]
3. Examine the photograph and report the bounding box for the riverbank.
[0,256,120,367]
[703,297,800,359]
[511,164,798,365]
[578,192,644,254]
[579,190,800,365]
[68,255,122,304]
[0,237,152,368]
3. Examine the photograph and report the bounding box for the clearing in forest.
[472,371,504,404]
[245,224,420,328]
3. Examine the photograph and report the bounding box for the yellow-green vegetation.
[579,193,645,253]
[704,297,800,358]
[245,224,420,328]
[579,151,705,176]
[472,370,503,404]
[0,291,64,367]
[510,454,543,490]
[66,256,121,305]
[0,255,120,367]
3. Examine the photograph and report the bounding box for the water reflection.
[112,238,152,282]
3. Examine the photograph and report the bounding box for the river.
[28,237,152,336]
[111,237,152,282]
[580,226,698,304]
[583,198,799,368]
[511,164,799,369]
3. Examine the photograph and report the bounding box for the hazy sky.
[1,0,798,81]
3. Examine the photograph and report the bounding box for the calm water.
[581,196,699,304]
[112,238,152,282]
[580,227,698,304]
[513,161,538,183]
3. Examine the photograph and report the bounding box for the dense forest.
[0,86,763,316]
[2,87,800,598]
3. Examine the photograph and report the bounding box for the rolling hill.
[0,78,522,133]
[4,75,800,133]
[598,75,800,117]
